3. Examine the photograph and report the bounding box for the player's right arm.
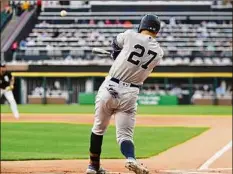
[10,75,15,88]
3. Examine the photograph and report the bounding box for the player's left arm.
[111,39,122,60]
[111,30,128,60]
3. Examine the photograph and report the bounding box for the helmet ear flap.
[138,19,141,33]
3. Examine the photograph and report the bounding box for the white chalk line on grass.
[198,140,232,170]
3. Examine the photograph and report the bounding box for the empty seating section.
[15,1,232,66]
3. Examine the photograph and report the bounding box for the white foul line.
[198,140,232,170]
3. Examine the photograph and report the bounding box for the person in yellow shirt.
[21,1,30,11]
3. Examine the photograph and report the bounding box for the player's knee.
[117,136,133,145]
[8,97,16,105]
[116,129,134,145]
[92,126,107,136]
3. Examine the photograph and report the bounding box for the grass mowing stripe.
[1,123,208,160]
[1,104,232,115]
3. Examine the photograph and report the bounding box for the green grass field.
[1,123,208,161]
[1,104,232,115]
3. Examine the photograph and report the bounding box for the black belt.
[110,77,140,89]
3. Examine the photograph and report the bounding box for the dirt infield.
[1,114,232,174]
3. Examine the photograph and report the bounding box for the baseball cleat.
[125,158,149,174]
[86,165,107,174]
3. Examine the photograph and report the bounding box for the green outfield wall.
[79,93,178,105]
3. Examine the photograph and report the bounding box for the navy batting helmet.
[138,14,161,33]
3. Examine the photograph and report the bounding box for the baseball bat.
[92,48,111,55]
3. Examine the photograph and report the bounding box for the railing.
[0,11,12,32]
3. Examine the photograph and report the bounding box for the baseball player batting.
[0,63,20,119]
[86,14,163,174]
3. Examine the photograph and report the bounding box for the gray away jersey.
[109,30,164,85]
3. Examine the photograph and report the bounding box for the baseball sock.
[120,140,135,159]
[89,132,103,170]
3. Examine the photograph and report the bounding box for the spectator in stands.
[29,0,35,10]
[114,19,121,25]
[11,41,18,51]
[123,20,133,28]
[170,85,182,99]
[191,87,203,102]
[89,19,95,25]
[4,4,12,14]
[216,80,227,97]
[9,1,16,15]
[105,19,112,25]
[19,40,27,49]
[21,0,30,11]
[15,2,23,16]
[11,41,18,60]
[36,0,42,15]
[54,81,61,90]
[203,85,211,97]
